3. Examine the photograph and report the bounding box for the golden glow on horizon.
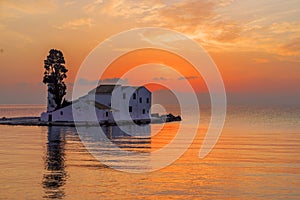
[101,48,208,92]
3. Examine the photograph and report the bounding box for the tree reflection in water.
[42,126,67,199]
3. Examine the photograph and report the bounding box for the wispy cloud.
[94,0,300,61]
[83,0,104,13]
[0,1,57,18]
[153,77,167,81]
[278,38,300,57]
[99,77,128,84]
[76,77,128,86]
[0,24,34,46]
[54,18,94,30]
[77,78,98,86]
[252,58,270,64]
[97,0,164,18]
[178,76,199,80]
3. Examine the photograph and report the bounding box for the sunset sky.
[0,0,299,104]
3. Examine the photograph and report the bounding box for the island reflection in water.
[76,124,152,173]
[42,124,151,198]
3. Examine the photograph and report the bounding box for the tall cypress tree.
[43,49,68,109]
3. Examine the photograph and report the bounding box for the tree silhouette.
[43,49,68,109]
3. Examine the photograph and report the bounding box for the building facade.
[40,84,152,124]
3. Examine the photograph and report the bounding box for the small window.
[142,109,145,114]
[129,106,132,112]
[60,111,63,115]
[106,112,109,117]
[139,97,142,103]
[146,98,149,103]
[133,93,136,99]
[123,93,126,99]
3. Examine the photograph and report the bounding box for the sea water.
[0,104,299,199]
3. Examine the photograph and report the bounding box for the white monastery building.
[41,84,152,124]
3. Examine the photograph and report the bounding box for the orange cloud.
[55,18,94,30]
[278,38,300,57]
[252,58,270,64]
[0,0,299,104]
[0,1,56,18]
[94,0,300,62]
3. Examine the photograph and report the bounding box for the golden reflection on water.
[0,105,300,199]
[45,124,300,199]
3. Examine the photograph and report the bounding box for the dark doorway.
[48,114,52,122]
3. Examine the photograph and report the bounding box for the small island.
[0,49,181,126]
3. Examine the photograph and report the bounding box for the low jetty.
[0,113,181,127]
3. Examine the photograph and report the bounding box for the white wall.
[41,85,152,122]
[41,100,112,122]
[41,104,73,122]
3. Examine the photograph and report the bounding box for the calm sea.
[0,104,300,199]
